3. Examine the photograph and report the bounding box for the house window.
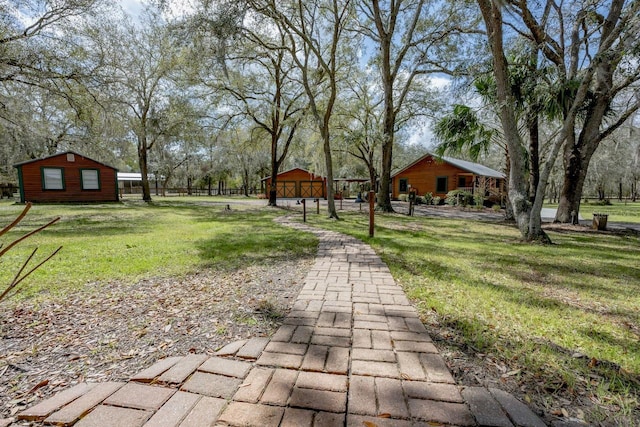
[81,169,100,190]
[436,176,448,193]
[42,167,65,190]
[399,178,408,192]
[458,176,467,188]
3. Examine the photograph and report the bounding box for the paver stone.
[143,391,200,427]
[75,405,151,427]
[217,402,284,427]
[198,356,252,378]
[236,337,270,359]
[17,383,97,421]
[180,372,241,399]
[158,354,208,385]
[289,388,347,413]
[179,396,226,427]
[44,382,125,425]
[104,383,175,411]
[132,357,183,383]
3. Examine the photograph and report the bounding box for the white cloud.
[118,0,197,20]
[427,76,451,90]
[406,123,436,148]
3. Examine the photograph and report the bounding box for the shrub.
[423,192,434,205]
[414,196,424,205]
[398,194,408,202]
[492,204,502,212]
[473,193,485,208]
[433,196,441,205]
[445,190,473,207]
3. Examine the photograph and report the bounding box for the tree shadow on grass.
[194,215,318,271]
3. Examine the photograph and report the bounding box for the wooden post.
[315,198,320,214]
[369,190,375,237]
[302,199,306,222]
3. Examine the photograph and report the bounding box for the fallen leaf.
[163,324,172,333]
[377,413,391,418]
[363,422,378,427]
[503,369,521,377]
[28,380,49,394]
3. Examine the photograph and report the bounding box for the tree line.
[1,0,638,242]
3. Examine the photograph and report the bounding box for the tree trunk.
[528,114,540,202]
[368,163,377,194]
[477,0,549,242]
[376,28,395,213]
[268,143,280,206]
[320,126,338,219]
[555,134,598,222]
[377,139,393,211]
[555,28,617,222]
[618,181,622,201]
[137,136,152,202]
[243,169,250,197]
[504,149,514,220]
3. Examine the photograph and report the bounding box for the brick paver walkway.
[7,218,547,427]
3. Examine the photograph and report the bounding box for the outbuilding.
[262,168,326,199]
[391,153,505,203]
[14,151,119,203]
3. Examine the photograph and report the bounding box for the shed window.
[81,169,100,190]
[436,176,448,193]
[399,178,408,193]
[42,167,64,190]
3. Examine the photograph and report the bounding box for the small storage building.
[391,153,505,202]
[14,151,119,203]
[262,168,326,199]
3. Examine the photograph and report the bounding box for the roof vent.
[67,153,75,162]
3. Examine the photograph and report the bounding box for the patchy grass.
[545,200,640,224]
[304,211,640,424]
[0,199,317,301]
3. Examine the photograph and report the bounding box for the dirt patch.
[0,258,312,419]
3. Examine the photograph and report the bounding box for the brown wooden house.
[391,153,505,203]
[14,151,119,203]
[262,168,326,199]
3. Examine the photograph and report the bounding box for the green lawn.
[545,200,640,224]
[304,211,639,423]
[0,198,317,300]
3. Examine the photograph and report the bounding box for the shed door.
[300,181,324,198]
[276,181,296,198]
